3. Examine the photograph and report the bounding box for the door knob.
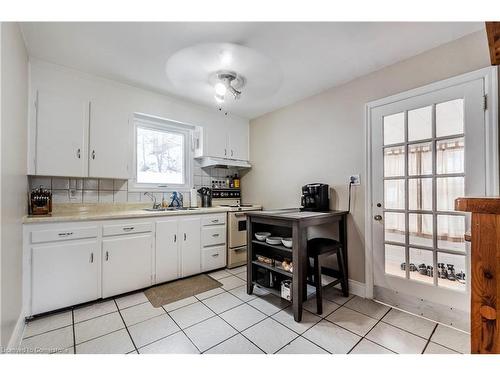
[374,215,382,221]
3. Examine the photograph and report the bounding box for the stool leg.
[314,254,323,315]
[337,248,348,297]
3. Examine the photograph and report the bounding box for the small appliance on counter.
[197,187,212,207]
[29,186,52,216]
[300,183,330,211]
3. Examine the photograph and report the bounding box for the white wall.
[242,30,491,283]
[0,22,29,348]
[27,59,249,175]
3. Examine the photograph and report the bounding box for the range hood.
[197,156,252,169]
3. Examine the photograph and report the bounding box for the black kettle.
[197,187,212,208]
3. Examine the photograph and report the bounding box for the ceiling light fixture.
[212,71,244,104]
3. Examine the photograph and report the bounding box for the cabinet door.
[89,100,131,179]
[31,239,100,315]
[204,122,228,158]
[35,90,89,177]
[227,122,249,160]
[179,217,201,277]
[156,219,179,283]
[102,234,153,298]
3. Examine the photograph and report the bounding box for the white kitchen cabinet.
[179,217,201,277]
[200,121,249,161]
[226,123,249,161]
[35,90,89,177]
[31,239,100,315]
[102,233,153,298]
[156,219,179,283]
[89,100,131,179]
[201,246,226,272]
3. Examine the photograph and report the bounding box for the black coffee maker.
[301,183,330,211]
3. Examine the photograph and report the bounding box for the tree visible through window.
[136,125,185,185]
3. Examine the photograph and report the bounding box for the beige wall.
[0,22,28,348]
[242,30,490,283]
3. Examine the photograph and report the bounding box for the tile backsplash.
[28,162,240,205]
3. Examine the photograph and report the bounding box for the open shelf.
[251,260,292,277]
[251,239,292,253]
[251,281,284,298]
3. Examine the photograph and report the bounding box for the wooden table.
[246,209,349,322]
[455,197,500,354]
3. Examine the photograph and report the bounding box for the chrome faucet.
[144,192,161,209]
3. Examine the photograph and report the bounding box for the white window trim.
[129,114,195,192]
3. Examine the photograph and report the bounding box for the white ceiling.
[20,22,484,119]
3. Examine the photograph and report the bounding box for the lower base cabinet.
[180,217,202,277]
[201,245,227,272]
[31,239,100,315]
[102,233,153,298]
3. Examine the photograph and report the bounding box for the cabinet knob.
[91,150,96,160]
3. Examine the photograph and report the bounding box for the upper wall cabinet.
[35,90,89,177]
[89,100,131,179]
[32,89,132,179]
[200,119,249,161]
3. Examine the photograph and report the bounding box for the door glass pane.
[437,137,464,174]
[436,99,464,137]
[437,253,466,291]
[408,142,432,176]
[385,244,406,278]
[384,146,405,177]
[409,248,434,284]
[436,177,464,211]
[437,215,466,252]
[383,112,405,145]
[384,179,405,209]
[409,213,433,247]
[385,212,405,244]
[408,178,432,211]
[408,106,432,141]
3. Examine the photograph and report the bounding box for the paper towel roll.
[190,188,198,207]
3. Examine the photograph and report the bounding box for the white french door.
[369,74,494,329]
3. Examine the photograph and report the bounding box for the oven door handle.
[234,213,246,218]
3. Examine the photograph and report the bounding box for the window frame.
[129,115,194,192]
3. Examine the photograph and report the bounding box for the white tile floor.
[17,266,470,354]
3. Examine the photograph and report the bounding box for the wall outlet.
[349,174,361,185]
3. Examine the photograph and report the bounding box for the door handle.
[76,148,81,159]
[184,233,187,241]
[90,252,94,263]
[174,234,177,243]
[212,233,220,237]
[374,215,383,221]
[211,219,219,223]
[211,253,219,257]
[123,226,134,231]
[105,251,109,261]
[91,150,96,160]
[58,232,73,237]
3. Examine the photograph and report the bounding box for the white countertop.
[23,203,262,224]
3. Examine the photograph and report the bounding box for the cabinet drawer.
[201,214,226,226]
[202,226,226,246]
[31,226,98,244]
[102,222,153,237]
[201,246,226,272]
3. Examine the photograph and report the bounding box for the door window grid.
[382,101,466,291]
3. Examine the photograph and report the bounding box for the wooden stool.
[307,238,348,315]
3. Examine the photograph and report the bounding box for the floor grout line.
[421,323,439,354]
[113,299,139,353]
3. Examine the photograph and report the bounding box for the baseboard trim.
[6,313,25,351]
[334,279,366,298]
